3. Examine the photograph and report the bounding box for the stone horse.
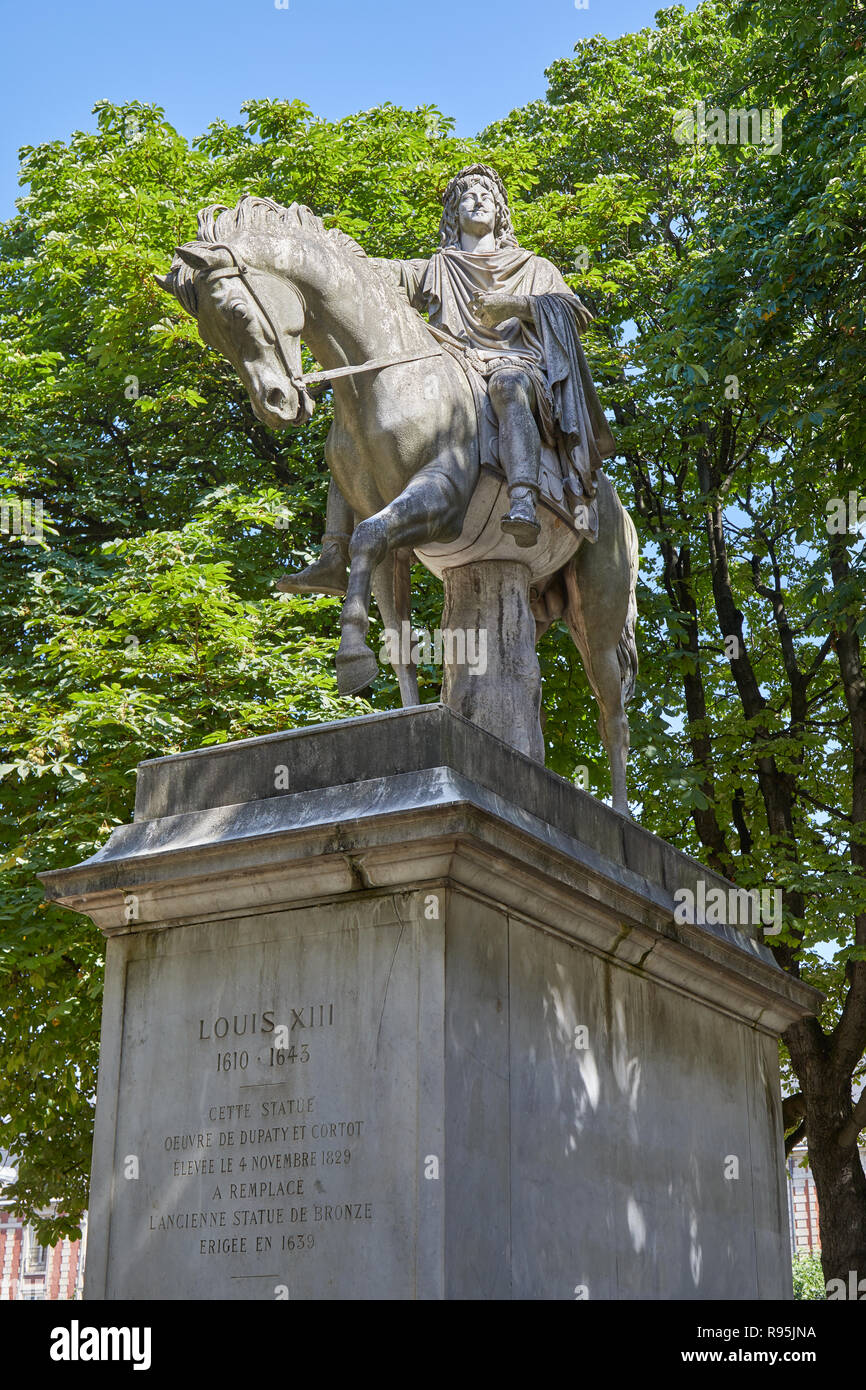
[157,196,638,811]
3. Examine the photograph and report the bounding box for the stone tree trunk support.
[441,559,543,762]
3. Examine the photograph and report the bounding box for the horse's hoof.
[276,573,347,596]
[275,558,348,597]
[336,647,379,695]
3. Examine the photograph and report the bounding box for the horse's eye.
[231,303,248,320]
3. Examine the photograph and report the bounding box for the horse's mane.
[196,195,368,262]
[162,194,369,316]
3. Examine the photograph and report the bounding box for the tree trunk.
[786,1017,866,1287]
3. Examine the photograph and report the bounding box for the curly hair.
[438,164,518,250]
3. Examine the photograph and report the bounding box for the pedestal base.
[41,706,820,1300]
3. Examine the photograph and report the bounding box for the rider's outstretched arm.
[369,256,430,311]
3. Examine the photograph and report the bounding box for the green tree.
[792,1251,826,1300]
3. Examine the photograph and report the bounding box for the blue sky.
[1,0,690,218]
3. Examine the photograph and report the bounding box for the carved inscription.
[145,1000,375,1267]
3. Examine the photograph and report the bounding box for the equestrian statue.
[156,165,639,812]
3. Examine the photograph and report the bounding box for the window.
[22,1226,47,1274]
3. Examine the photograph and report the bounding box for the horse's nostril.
[265,387,286,410]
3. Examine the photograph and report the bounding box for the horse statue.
[156,193,638,812]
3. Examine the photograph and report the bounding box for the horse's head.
[156,242,315,430]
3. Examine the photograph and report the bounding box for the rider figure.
[278,164,613,594]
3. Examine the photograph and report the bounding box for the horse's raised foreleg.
[337,467,466,695]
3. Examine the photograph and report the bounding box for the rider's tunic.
[385,246,616,538]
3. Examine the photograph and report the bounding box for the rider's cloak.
[389,247,616,537]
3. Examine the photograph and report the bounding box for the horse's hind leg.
[337,466,465,695]
[574,632,630,815]
[563,475,637,816]
[564,580,630,813]
[532,570,629,803]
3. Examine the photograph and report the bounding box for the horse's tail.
[617,510,639,708]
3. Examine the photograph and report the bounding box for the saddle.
[426,325,599,541]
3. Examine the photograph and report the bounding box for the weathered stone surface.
[441,559,543,761]
[40,707,820,1300]
[156,171,638,808]
[81,897,443,1300]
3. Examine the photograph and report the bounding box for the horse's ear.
[174,243,230,273]
[154,272,172,294]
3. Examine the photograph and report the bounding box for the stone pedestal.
[40,706,819,1300]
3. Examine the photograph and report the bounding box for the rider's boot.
[275,532,350,595]
[501,484,541,548]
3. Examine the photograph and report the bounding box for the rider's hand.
[469,291,526,327]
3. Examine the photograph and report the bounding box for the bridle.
[203,244,306,392]
[202,244,442,398]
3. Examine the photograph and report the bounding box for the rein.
[301,349,442,386]
[206,247,442,391]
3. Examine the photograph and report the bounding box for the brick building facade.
[786,1128,866,1257]
[787,1142,824,1254]
[0,1152,86,1300]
